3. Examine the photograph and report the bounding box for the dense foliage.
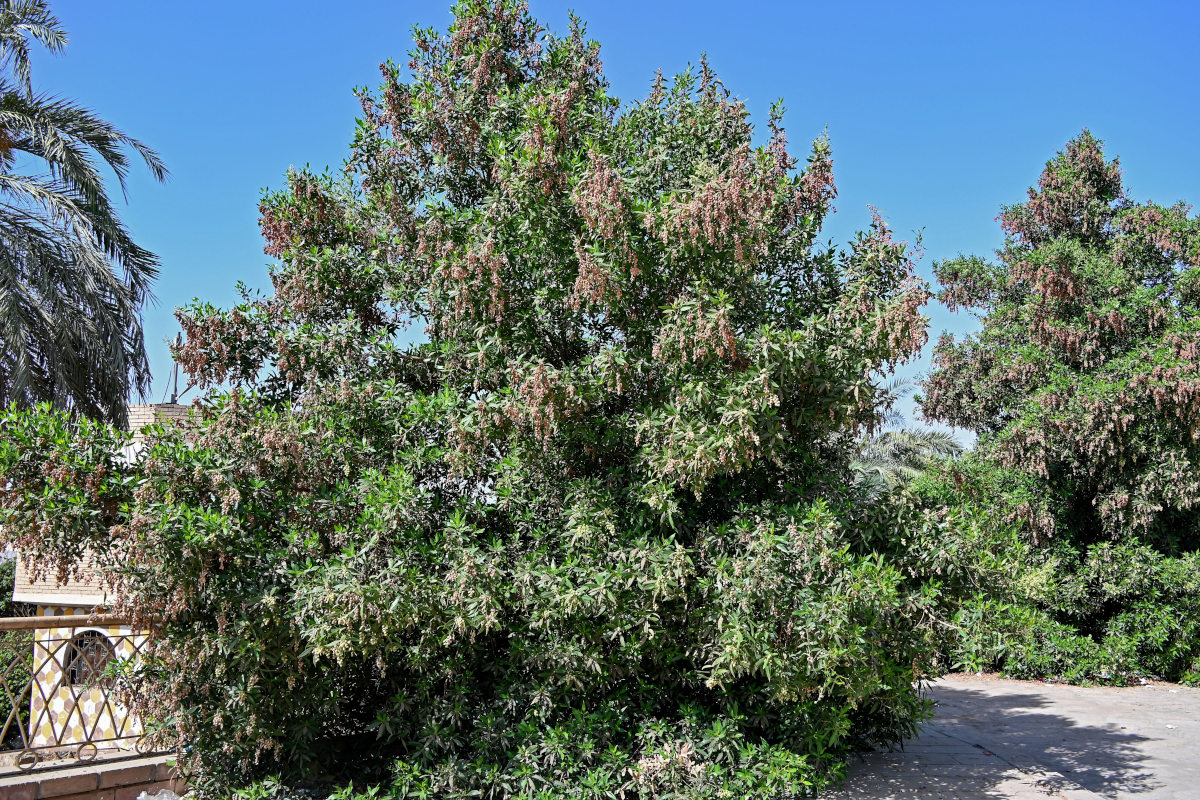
[921,131,1200,683]
[0,555,32,616]
[0,2,990,796]
[0,0,167,425]
[0,553,34,749]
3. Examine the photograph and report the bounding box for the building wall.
[28,606,144,750]
[125,402,190,433]
[11,557,106,607]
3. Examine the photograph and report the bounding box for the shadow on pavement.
[826,755,1042,799]
[930,683,1159,797]
[823,683,1162,798]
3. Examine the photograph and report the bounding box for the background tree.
[850,378,962,498]
[0,0,167,425]
[851,428,961,499]
[921,131,1200,682]
[1,2,979,796]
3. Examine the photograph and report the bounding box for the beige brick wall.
[11,404,191,607]
[125,402,189,434]
[12,557,106,605]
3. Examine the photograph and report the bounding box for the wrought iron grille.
[0,614,159,774]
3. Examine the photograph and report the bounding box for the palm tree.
[0,0,166,425]
[851,377,964,497]
[851,427,963,497]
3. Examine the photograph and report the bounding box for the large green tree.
[1,2,985,795]
[0,0,167,425]
[922,131,1200,681]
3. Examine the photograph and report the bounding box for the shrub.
[916,459,1200,684]
[1,2,958,795]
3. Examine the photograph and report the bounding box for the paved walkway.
[825,674,1200,799]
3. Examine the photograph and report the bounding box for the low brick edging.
[0,754,183,800]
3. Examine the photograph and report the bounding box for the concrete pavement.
[824,674,1200,799]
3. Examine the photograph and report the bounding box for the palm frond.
[0,86,168,202]
[851,426,964,497]
[0,206,148,424]
[0,4,165,424]
[0,1,65,97]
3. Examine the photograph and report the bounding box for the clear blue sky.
[34,1,1200,422]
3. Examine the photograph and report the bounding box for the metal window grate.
[0,615,162,774]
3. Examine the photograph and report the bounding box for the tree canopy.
[919,132,1200,683]
[923,130,1200,547]
[0,2,983,796]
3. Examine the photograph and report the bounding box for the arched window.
[64,630,116,686]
